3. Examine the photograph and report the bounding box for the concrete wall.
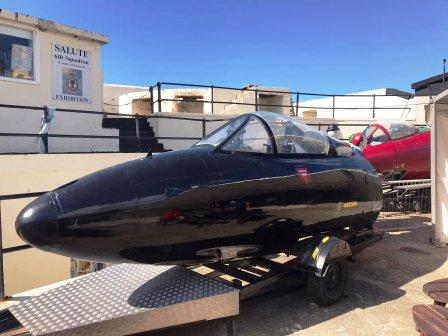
[0,153,144,295]
[0,13,117,153]
[108,86,291,116]
[103,84,150,114]
[0,109,118,153]
[414,95,432,125]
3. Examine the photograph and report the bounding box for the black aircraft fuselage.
[16,113,382,265]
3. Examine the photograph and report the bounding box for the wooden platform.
[412,305,448,336]
[423,278,448,306]
[412,278,448,336]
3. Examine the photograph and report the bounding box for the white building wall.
[297,89,417,122]
[0,11,117,153]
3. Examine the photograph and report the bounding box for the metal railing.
[0,103,428,154]
[0,81,435,154]
[0,103,230,154]
[376,179,432,231]
[382,179,431,213]
[149,81,432,119]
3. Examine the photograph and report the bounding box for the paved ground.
[152,221,447,336]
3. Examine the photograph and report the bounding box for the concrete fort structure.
[0,9,118,153]
[103,84,294,151]
[103,84,293,116]
[103,84,428,151]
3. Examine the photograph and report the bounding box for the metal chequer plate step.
[8,264,239,336]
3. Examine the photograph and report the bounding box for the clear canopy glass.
[195,112,329,155]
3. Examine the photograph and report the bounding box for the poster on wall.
[11,44,33,71]
[51,43,91,104]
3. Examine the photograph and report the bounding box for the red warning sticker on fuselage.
[295,166,310,184]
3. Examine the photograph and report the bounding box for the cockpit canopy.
[194,112,329,155]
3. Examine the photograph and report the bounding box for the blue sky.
[2,0,447,94]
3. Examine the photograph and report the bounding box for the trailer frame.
[0,227,382,336]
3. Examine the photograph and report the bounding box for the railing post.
[202,118,206,138]
[372,94,376,119]
[135,114,141,152]
[157,82,162,113]
[211,85,214,114]
[295,92,300,117]
[149,86,154,114]
[43,134,49,154]
[0,202,4,301]
[332,94,336,119]
[255,89,258,111]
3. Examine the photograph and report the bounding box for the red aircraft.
[350,120,430,180]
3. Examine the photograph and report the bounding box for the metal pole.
[43,105,49,154]
[149,86,154,114]
[295,92,299,117]
[318,123,321,131]
[202,118,206,138]
[332,94,335,119]
[372,94,376,119]
[135,114,141,152]
[211,85,214,114]
[0,202,5,300]
[43,134,49,154]
[443,59,446,83]
[157,82,162,113]
[255,89,258,111]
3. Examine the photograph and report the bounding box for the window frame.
[0,23,39,85]
[213,113,330,159]
[364,124,391,146]
[367,125,389,145]
[258,113,329,158]
[216,114,276,157]
[195,113,332,159]
[194,114,249,148]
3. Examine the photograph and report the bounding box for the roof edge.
[412,73,446,90]
[0,9,109,45]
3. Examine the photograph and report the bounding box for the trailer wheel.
[307,259,348,306]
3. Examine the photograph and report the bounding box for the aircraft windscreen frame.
[194,112,330,158]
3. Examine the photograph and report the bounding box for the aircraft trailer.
[0,227,381,336]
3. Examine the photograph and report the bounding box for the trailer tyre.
[307,258,348,306]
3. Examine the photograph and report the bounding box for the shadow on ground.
[147,225,446,336]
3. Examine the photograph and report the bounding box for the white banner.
[51,43,91,104]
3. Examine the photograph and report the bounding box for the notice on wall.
[11,44,33,71]
[51,43,91,104]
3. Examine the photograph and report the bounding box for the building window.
[0,25,34,81]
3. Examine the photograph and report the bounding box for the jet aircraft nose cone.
[16,194,58,250]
